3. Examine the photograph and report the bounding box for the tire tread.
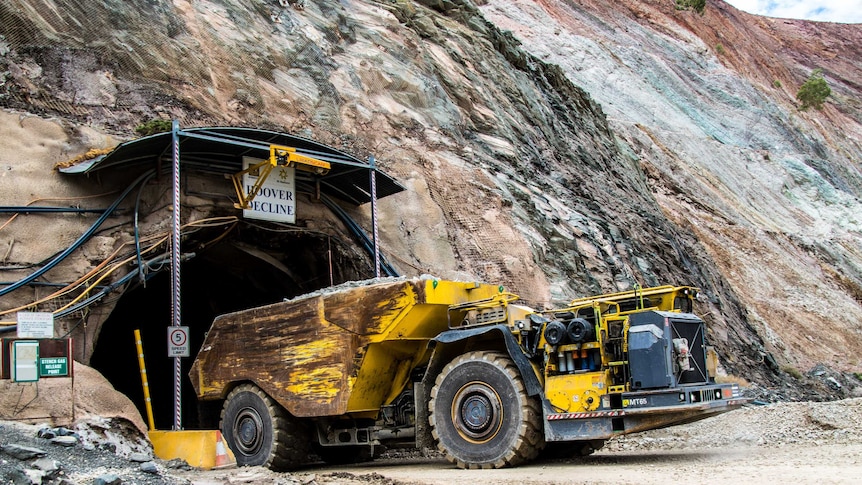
[429,350,545,469]
[220,383,310,471]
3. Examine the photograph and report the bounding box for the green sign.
[39,357,68,377]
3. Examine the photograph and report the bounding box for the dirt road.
[184,399,862,485]
[181,442,862,485]
[4,398,859,484]
[301,443,862,484]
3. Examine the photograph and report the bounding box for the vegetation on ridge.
[796,68,831,111]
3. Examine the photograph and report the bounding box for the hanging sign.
[16,312,54,339]
[241,156,296,224]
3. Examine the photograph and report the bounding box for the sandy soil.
[175,443,862,485]
[177,398,862,485]
[310,445,862,485]
[3,398,860,484]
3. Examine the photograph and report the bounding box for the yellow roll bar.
[229,144,330,210]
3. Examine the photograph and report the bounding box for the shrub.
[773,80,782,88]
[135,119,173,136]
[782,365,803,380]
[676,0,706,14]
[715,43,725,55]
[796,68,831,111]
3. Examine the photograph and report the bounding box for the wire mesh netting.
[0,0,356,134]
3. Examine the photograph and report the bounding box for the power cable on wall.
[0,170,156,298]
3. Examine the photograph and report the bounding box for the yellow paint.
[384,358,416,404]
[364,282,420,335]
[423,279,504,306]
[286,365,344,400]
[545,372,609,412]
[149,430,236,469]
[568,285,699,314]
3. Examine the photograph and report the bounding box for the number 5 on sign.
[168,326,190,357]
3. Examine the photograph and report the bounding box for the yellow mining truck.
[189,277,746,469]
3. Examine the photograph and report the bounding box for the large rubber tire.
[429,351,545,469]
[220,383,311,470]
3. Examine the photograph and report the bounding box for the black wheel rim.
[452,382,503,443]
[234,407,264,456]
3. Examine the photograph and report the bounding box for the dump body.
[190,277,505,417]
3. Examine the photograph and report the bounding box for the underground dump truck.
[189,277,747,469]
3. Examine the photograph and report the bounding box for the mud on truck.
[189,277,747,469]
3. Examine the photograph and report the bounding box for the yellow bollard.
[134,329,156,431]
[135,329,236,469]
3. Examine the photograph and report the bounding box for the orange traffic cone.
[213,431,236,469]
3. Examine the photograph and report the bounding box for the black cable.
[134,172,158,284]
[0,207,111,214]
[0,169,156,297]
[315,192,399,277]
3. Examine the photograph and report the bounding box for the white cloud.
[724,0,862,24]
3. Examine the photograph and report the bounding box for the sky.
[724,0,862,23]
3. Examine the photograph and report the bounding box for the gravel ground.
[2,398,860,484]
[604,398,862,452]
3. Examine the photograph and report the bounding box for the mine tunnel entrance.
[89,226,372,430]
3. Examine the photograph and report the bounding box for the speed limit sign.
[167,326,190,357]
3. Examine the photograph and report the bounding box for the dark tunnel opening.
[89,228,373,430]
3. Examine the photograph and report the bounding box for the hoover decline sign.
[242,156,296,224]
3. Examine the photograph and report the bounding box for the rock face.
[1,0,861,404]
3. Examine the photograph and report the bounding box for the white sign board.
[16,312,54,339]
[242,156,296,224]
[168,326,190,358]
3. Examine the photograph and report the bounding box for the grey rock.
[38,427,78,440]
[128,452,151,463]
[93,473,122,485]
[22,469,44,485]
[139,461,159,474]
[99,443,117,453]
[4,468,28,485]
[31,457,60,473]
[0,444,47,460]
[55,427,77,437]
[164,458,193,470]
[50,436,78,447]
[5,467,44,485]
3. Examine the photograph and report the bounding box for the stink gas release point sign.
[241,156,296,224]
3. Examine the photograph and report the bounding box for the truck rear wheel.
[220,383,310,470]
[429,351,544,469]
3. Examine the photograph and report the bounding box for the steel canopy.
[59,126,405,206]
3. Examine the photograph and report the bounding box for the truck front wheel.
[429,351,544,469]
[220,383,310,470]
